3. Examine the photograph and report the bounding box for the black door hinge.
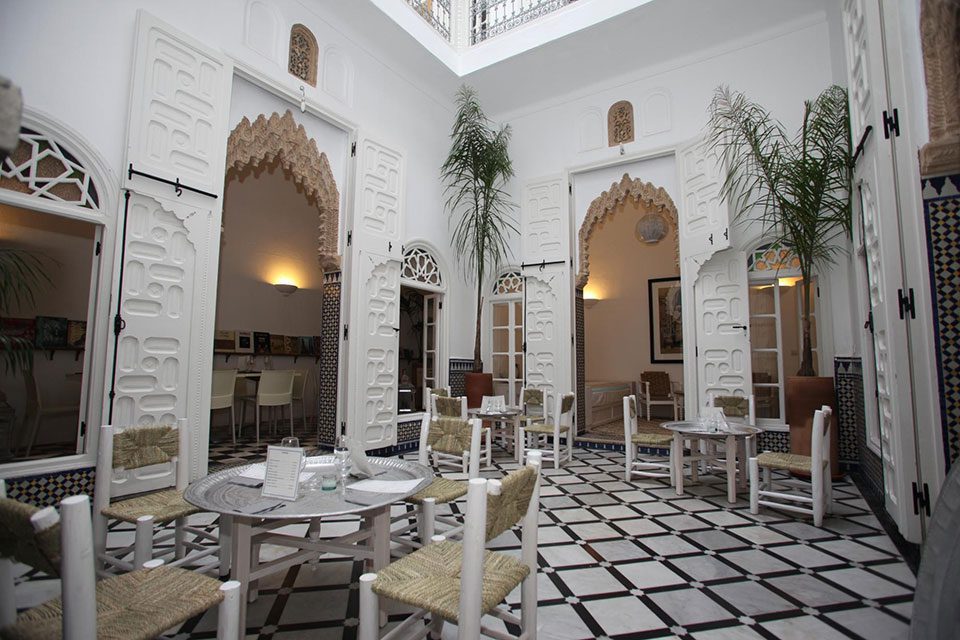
[351,142,357,156]
[438,301,443,310]
[882,109,900,139]
[95,241,101,256]
[347,231,352,246]
[79,421,87,438]
[568,184,572,195]
[898,288,915,320]
[522,341,527,354]
[343,324,349,340]
[912,481,930,517]
[708,233,714,245]
[113,314,125,336]
[864,311,874,334]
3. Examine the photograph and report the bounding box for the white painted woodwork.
[344,136,405,449]
[694,249,752,410]
[675,137,730,262]
[842,0,921,542]
[112,11,232,479]
[520,175,573,414]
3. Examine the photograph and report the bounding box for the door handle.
[732,324,748,332]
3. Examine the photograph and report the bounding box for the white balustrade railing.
[470,0,573,44]
[406,0,453,40]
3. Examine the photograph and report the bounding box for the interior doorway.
[398,245,446,415]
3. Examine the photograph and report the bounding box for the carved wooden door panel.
[676,137,730,261]
[110,11,232,478]
[521,175,573,415]
[694,249,752,409]
[344,136,404,449]
[843,0,921,540]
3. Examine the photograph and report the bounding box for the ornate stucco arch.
[225,109,341,271]
[576,173,679,288]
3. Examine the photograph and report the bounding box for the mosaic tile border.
[317,275,342,446]
[922,173,960,468]
[576,288,586,435]
[3,467,95,507]
[834,356,864,466]
[448,358,474,398]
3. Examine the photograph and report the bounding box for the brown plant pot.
[785,376,841,479]
[464,372,494,409]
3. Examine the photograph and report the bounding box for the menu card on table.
[261,445,305,501]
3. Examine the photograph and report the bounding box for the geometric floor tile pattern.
[11,446,914,639]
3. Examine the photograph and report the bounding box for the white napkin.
[346,437,377,478]
[347,479,422,494]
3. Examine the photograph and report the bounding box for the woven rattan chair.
[433,395,492,467]
[517,386,545,424]
[210,369,238,445]
[92,420,222,576]
[426,386,450,413]
[622,395,675,482]
[390,414,482,555]
[0,492,240,640]
[638,371,679,420]
[360,450,543,640]
[519,392,575,469]
[750,406,834,526]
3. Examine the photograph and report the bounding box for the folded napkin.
[236,498,285,515]
[228,476,263,488]
[345,437,377,478]
[342,490,383,506]
[347,478,422,494]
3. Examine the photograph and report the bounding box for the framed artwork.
[254,332,271,354]
[35,316,68,349]
[214,329,236,353]
[235,330,253,354]
[67,320,87,349]
[648,277,683,363]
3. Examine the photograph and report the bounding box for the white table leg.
[726,434,737,503]
[673,432,684,496]
[229,518,252,640]
[371,506,390,627]
[514,417,523,464]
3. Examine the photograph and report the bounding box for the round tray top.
[184,456,433,520]
[662,421,762,437]
[468,407,522,418]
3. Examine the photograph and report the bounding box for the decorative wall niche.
[322,46,355,106]
[243,0,281,64]
[288,24,318,87]
[641,89,672,136]
[607,100,635,146]
[576,107,604,153]
[225,110,340,271]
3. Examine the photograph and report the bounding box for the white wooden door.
[422,293,441,406]
[676,137,733,417]
[109,11,232,479]
[344,136,404,449]
[843,0,921,541]
[694,249,753,410]
[521,175,573,416]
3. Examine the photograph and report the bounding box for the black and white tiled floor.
[12,444,915,639]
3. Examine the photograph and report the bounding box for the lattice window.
[747,242,801,274]
[401,246,442,287]
[493,270,523,295]
[607,100,635,146]
[0,127,100,209]
[288,24,318,87]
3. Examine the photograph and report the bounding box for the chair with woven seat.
[210,369,238,445]
[519,391,575,469]
[427,387,451,413]
[93,420,222,576]
[433,395,492,467]
[360,450,543,640]
[637,371,679,420]
[750,406,833,526]
[517,386,545,424]
[390,414,482,555]
[622,395,675,482]
[0,492,239,640]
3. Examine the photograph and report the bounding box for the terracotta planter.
[464,372,494,408]
[785,376,840,479]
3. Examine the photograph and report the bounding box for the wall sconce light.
[274,282,299,295]
[584,298,600,309]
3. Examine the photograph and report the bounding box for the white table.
[662,421,762,503]
[468,407,523,463]
[184,456,431,638]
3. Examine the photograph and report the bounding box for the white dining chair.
[292,370,309,428]
[622,395,675,481]
[519,392,575,469]
[240,370,295,442]
[210,369,238,445]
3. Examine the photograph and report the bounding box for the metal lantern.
[635,213,667,244]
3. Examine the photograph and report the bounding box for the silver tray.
[662,421,762,437]
[184,456,433,520]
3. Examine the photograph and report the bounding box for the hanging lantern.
[635,213,667,244]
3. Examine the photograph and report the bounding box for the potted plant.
[707,84,851,474]
[441,85,517,407]
[0,248,51,375]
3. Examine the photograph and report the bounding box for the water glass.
[281,436,300,448]
[333,436,350,484]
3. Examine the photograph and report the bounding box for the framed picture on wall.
[648,277,683,363]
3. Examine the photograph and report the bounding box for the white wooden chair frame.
[431,396,492,468]
[637,374,679,421]
[750,406,834,526]
[622,395,675,482]
[519,392,575,470]
[92,420,223,576]
[360,450,543,640]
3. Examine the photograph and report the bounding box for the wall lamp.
[274,283,299,295]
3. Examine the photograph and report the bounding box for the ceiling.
[313,0,831,116]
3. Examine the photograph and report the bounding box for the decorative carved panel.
[493,270,523,295]
[0,127,100,209]
[226,110,340,271]
[358,255,400,447]
[577,173,678,288]
[607,100,635,146]
[401,246,443,287]
[521,178,567,264]
[525,270,565,409]
[288,24,318,87]
[919,0,960,175]
[355,139,402,255]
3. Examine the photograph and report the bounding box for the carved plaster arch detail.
[225,109,341,271]
[576,173,679,288]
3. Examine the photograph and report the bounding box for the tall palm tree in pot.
[706,84,852,471]
[441,86,517,406]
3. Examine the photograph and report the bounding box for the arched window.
[492,270,523,295]
[401,246,443,288]
[287,24,318,87]
[488,269,523,404]
[1,127,101,209]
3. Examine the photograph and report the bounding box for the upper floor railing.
[405,0,576,45]
[406,0,453,41]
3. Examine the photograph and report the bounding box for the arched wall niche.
[288,23,319,87]
[225,109,341,271]
[576,173,679,288]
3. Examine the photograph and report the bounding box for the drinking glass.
[333,436,350,486]
[281,436,300,448]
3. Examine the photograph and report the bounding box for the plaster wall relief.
[0,127,101,209]
[322,46,355,106]
[288,24,319,87]
[576,107,604,153]
[225,110,341,271]
[243,0,282,64]
[607,100,635,146]
[577,173,679,288]
[919,0,960,176]
[640,89,672,137]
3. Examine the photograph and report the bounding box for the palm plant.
[707,84,852,376]
[441,85,517,372]
[0,248,51,374]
